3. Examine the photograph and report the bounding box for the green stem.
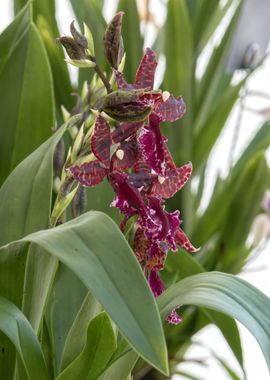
[90,56,113,93]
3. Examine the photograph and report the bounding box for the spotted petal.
[135,48,157,90]
[175,227,199,253]
[152,162,192,199]
[91,115,111,167]
[111,121,143,143]
[155,95,186,122]
[69,160,108,187]
[111,139,138,171]
[113,69,134,90]
[138,113,166,176]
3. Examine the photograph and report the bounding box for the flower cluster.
[68,47,198,324]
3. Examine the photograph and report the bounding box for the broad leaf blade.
[56,312,116,380]
[0,296,50,380]
[158,272,270,373]
[0,6,55,184]
[0,212,168,375]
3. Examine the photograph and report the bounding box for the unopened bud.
[104,12,125,69]
[71,124,85,163]
[61,105,70,123]
[72,185,87,218]
[56,36,86,60]
[83,22,95,57]
[70,20,88,49]
[116,149,124,160]
[53,138,66,176]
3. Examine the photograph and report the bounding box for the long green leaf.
[158,272,270,373]
[0,211,168,375]
[98,350,138,380]
[166,251,243,367]
[0,122,68,375]
[0,296,50,380]
[57,312,116,380]
[0,5,55,185]
[61,292,102,371]
[117,0,143,83]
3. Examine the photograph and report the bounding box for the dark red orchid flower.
[68,47,198,325]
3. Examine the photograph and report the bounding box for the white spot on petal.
[116,149,124,160]
[162,91,170,102]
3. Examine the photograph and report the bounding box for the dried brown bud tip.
[70,20,88,49]
[56,36,86,60]
[104,12,124,69]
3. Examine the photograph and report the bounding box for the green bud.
[83,22,95,57]
[71,124,85,163]
[50,184,79,226]
[103,103,152,123]
[100,90,152,122]
[103,12,125,69]
[70,20,88,49]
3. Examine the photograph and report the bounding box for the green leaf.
[158,272,270,373]
[0,211,168,375]
[194,1,243,132]
[98,350,138,380]
[0,5,55,185]
[0,123,67,375]
[117,0,143,83]
[61,292,102,371]
[56,312,116,380]
[163,0,193,229]
[0,296,50,380]
[166,251,243,368]
[45,264,87,374]
[193,81,242,171]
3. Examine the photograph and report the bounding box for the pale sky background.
[1,0,270,379]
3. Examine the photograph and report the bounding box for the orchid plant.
[1,2,270,380]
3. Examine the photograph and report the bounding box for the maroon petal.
[111,121,143,143]
[155,95,186,122]
[138,113,166,176]
[110,171,148,219]
[111,139,138,171]
[175,227,199,253]
[128,172,157,188]
[135,48,157,90]
[69,160,108,187]
[151,162,192,199]
[148,270,165,297]
[91,115,111,168]
[113,69,134,90]
[147,243,166,271]
[134,227,149,265]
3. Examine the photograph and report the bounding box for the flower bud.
[72,185,87,218]
[70,20,88,49]
[101,90,152,122]
[56,36,86,60]
[104,12,125,69]
[53,138,65,176]
[83,22,95,57]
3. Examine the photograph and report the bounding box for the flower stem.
[90,56,113,93]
